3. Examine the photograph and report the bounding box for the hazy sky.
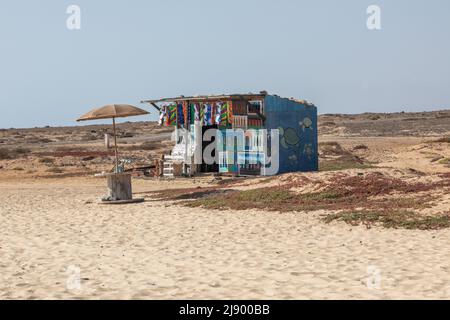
[0,0,449,128]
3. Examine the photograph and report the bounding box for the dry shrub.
[13,147,31,155]
[125,141,165,151]
[324,211,450,230]
[47,167,64,174]
[54,146,87,153]
[80,134,98,141]
[434,137,450,143]
[148,187,223,201]
[39,157,55,164]
[319,142,371,171]
[319,142,346,157]
[0,147,31,160]
[353,144,369,150]
[38,149,113,158]
[26,137,53,144]
[0,148,11,160]
[435,114,450,119]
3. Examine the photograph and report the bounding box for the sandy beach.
[2,111,450,300]
[1,177,450,300]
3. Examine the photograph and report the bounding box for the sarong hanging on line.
[200,104,205,124]
[182,102,189,127]
[220,102,229,125]
[204,104,212,126]
[194,103,200,122]
[189,103,200,124]
[177,103,184,127]
[158,107,166,126]
[215,102,223,125]
[166,104,177,126]
[227,101,233,125]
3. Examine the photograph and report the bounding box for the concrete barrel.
[106,173,132,201]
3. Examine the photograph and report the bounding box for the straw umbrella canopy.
[77,104,149,172]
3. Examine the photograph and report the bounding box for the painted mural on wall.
[277,122,315,170]
[264,95,318,174]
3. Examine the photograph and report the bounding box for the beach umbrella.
[77,104,149,173]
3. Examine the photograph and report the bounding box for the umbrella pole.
[113,117,119,173]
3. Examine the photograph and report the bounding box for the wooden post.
[112,117,119,173]
[106,173,132,201]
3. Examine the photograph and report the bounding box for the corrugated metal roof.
[141,91,315,107]
[141,92,268,104]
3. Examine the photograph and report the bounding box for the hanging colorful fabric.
[183,102,189,126]
[189,103,197,124]
[211,103,216,125]
[215,102,223,125]
[220,102,229,125]
[199,104,205,125]
[177,103,184,127]
[204,104,212,126]
[194,103,200,122]
[164,104,169,126]
[227,101,233,125]
[167,104,177,126]
[159,105,166,126]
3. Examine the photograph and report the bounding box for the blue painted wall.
[264,95,318,174]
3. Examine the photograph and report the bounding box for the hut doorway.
[201,124,219,173]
